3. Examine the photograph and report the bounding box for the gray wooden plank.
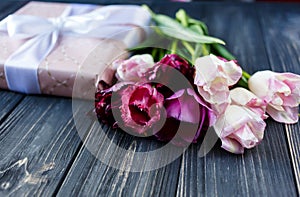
[178,121,297,197]
[0,1,28,123]
[175,3,298,197]
[286,123,300,194]
[0,91,24,124]
[0,96,82,196]
[257,3,300,193]
[56,100,182,196]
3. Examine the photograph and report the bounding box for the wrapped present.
[0,1,151,97]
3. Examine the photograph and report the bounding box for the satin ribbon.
[0,4,150,94]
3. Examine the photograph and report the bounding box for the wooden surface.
[0,1,299,196]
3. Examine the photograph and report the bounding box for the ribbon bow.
[0,4,150,94]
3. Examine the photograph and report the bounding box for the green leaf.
[212,44,235,60]
[187,18,209,35]
[144,8,225,44]
[157,24,225,44]
[175,8,209,35]
[128,32,166,51]
[189,24,204,35]
[140,5,235,62]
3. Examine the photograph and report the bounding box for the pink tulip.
[249,70,300,124]
[112,54,155,82]
[194,54,242,116]
[120,83,164,134]
[214,88,267,154]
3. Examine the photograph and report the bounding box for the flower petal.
[194,54,241,116]
[214,105,266,154]
[194,55,218,86]
[166,89,200,123]
[222,61,243,85]
[230,88,267,119]
[249,70,300,124]
[266,105,299,124]
[114,54,155,82]
[231,125,259,149]
[220,138,244,154]
[248,70,275,99]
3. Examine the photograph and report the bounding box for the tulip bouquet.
[95,8,300,154]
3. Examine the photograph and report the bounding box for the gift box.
[0,1,151,98]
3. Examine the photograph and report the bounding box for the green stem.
[242,71,251,80]
[237,78,249,89]
[182,41,195,57]
[236,71,251,89]
[192,43,202,64]
[170,40,178,54]
[151,48,158,60]
[142,5,155,17]
[202,44,209,56]
[212,44,235,60]
[159,48,166,60]
[176,9,189,27]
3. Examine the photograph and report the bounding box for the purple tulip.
[154,88,214,146]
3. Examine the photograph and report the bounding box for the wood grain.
[57,100,182,196]
[174,3,298,197]
[0,91,24,124]
[257,3,300,194]
[0,96,81,196]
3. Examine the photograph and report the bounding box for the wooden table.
[0,1,299,196]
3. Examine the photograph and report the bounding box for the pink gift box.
[0,1,150,98]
